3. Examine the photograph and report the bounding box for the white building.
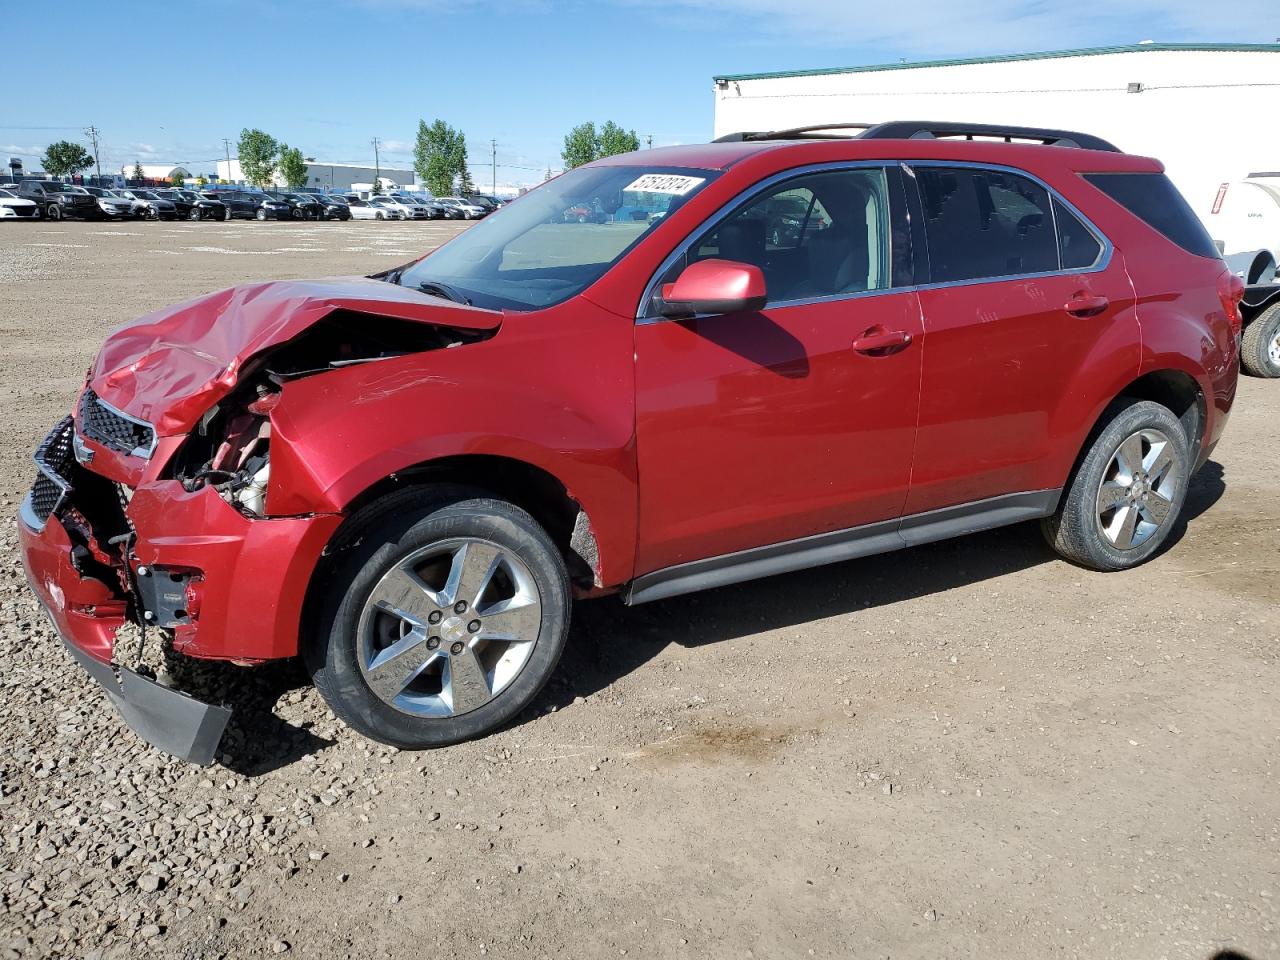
[120,163,192,181]
[214,159,416,192]
[713,43,1280,220]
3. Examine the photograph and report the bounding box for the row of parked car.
[0,181,504,223]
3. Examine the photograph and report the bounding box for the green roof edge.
[713,43,1280,83]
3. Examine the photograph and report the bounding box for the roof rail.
[858,121,1121,152]
[713,120,1120,152]
[713,123,875,143]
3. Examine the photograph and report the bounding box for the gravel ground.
[0,220,1277,960]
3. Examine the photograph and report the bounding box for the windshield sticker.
[623,174,706,196]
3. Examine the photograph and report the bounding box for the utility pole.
[645,134,653,149]
[222,138,232,180]
[490,139,497,197]
[371,137,381,192]
[84,126,102,182]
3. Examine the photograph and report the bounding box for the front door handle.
[853,328,913,355]
[1064,294,1109,318]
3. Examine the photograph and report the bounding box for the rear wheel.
[223,206,234,221]
[309,488,570,748]
[1042,399,1191,571]
[1240,303,1280,378]
[189,208,202,221]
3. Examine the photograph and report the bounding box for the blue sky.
[4,0,1271,186]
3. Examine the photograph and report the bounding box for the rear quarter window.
[1083,172,1220,260]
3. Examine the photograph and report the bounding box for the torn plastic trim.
[36,595,230,765]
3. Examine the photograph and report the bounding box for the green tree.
[131,161,144,182]
[237,128,279,187]
[277,144,308,189]
[454,135,474,195]
[598,121,640,158]
[414,118,464,197]
[561,122,598,169]
[42,141,95,178]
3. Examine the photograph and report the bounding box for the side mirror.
[660,259,767,318]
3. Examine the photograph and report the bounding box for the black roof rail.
[713,120,1120,152]
[713,122,875,143]
[858,121,1121,152]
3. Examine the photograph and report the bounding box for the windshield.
[38,182,71,193]
[399,165,717,311]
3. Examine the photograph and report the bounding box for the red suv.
[19,122,1242,762]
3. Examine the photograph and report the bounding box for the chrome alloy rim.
[357,539,542,717]
[1095,428,1180,550]
[1268,328,1280,367]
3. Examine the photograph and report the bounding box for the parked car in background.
[254,195,293,221]
[200,191,257,220]
[155,189,226,221]
[374,196,431,220]
[119,189,179,221]
[467,195,500,215]
[17,180,101,220]
[282,193,326,220]
[80,186,134,220]
[437,196,487,219]
[316,195,352,220]
[345,197,392,220]
[429,198,464,220]
[15,121,1243,762]
[0,187,40,219]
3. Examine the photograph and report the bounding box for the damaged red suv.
[20,122,1241,763]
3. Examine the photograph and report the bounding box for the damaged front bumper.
[20,509,232,765]
[17,416,341,765]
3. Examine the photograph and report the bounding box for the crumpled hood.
[89,277,501,436]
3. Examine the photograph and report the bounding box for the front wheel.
[309,489,570,748]
[189,208,202,221]
[223,207,234,221]
[46,205,62,221]
[1240,303,1280,378]
[1042,399,1191,571]
[256,208,267,221]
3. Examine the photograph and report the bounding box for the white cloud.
[617,0,1275,56]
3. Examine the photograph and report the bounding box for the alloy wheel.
[1095,428,1180,550]
[356,538,542,718]
[1269,329,1280,367]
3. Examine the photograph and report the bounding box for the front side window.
[650,167,893,313]
[400,165,718,311]
[915,167,1058,282]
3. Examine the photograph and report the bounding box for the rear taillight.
[1218,270,1245,336]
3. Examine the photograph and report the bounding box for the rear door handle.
[853,328,913,355]
[1064,294,1109,317]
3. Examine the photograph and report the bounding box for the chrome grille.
[77,389,156,457]
[27,418,74,529]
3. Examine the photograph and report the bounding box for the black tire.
[256,208,267,221]
[1042,399,1192,571]
[1240,303,1280,378]
[46,204,61,221]
[223,207,234,222]
[189,207,202,221]
[308,486,571,749]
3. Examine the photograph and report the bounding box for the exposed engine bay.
[169,311,491,517]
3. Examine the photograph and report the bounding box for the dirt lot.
[1,219,1276,960]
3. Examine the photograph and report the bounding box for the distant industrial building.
[120,163,192,181]
[713,42,1280,220]
[214,159,416,192]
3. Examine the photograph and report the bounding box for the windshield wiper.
[415,281,472,306]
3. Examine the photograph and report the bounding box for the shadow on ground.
[531,459,1227,715]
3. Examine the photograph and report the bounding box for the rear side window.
[1053,198,1104,269]
[1083,172,1219,259]
[916,167,1058,282]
